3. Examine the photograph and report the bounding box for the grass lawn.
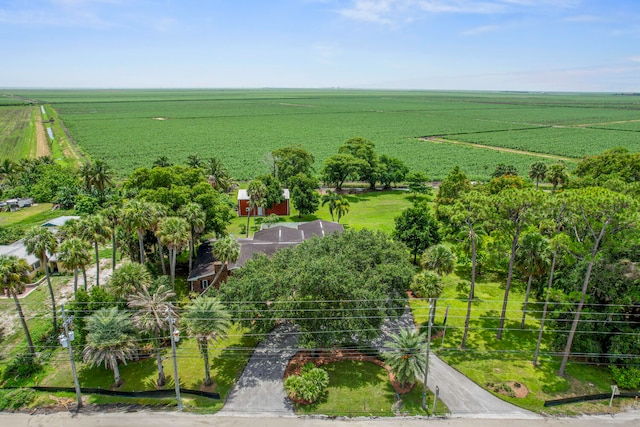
[410,271,618,414]
[0,204,75,228]
[227,189,427,237]
[293,360,447,417]
[38,323,257,413]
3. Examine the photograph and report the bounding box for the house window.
[202,279,209,289]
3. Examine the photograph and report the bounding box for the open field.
[0,106,37,161]
[2,90,639,180]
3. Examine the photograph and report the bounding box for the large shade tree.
[219,229,414,348]
[393,201,441,264]
[184,297,231,386]
[24,225,58,329]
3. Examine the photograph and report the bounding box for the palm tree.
[411,270,444,321]
[122,199,154,264]
[156,217,190,291]
[321,190,350,223]
[186,154,203,169]
[321,190,340,222]
[77,214,111,287]
[384,327,426,389]
[205,157,231,192]
[421,244,456,277]
[92,160,113,194]
[515,231,551,329]
[178,203,206,273]
[208,236,240,291]
[149,203,169,275]
[83,307,136,388]
[153,156,172,168]
[184,297,231,386]
[0,256,34,356]
[101,205,122,270]
[108,261,153,300]
[128,284,176,387]
[24,226,58,330]
[57,237,92,294]
[528,161,548,190]
[547,163,568,193]
[245,180,267,237]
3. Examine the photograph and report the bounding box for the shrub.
[284,363,329,403]
[610,366,640,390]
[0,388,37,410]
[2,353,42,385]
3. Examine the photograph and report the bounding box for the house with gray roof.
[187,219,343,293]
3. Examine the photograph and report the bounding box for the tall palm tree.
[179,203,206,273]
[83,307,136,388]
[91,160,113,194]
[57,237,92,294]
[321,190,340,222]
[77,214,111,287]
[528,161,548,190]
[101,205,122,270]
[149,203,168,275]
[153,156,173,168]
[515,231,551,329]
[24,226,58,329]
[183,297,231,386]
[208,236,240,291]
[384,327,426,389]
[122,199,154,264]
[547,163,569,193]
[156,217,190,291]
[0,255,34,356]
[205,157,231,192]
[245,180,267,237]
[108,261,153,300]
[128,284,176,387]
[421,244,456,277]
[321,190,350,223]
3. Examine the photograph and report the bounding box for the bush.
[610,366,640,390]
[2,353,42,385]
[0,388,37,410]
[284,363,329,403]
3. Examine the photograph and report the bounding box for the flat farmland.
[0,106,36,160]
[3,89,640,180]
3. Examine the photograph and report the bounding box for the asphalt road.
[1,411,638,427]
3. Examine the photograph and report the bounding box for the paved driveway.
[217,323,299,417]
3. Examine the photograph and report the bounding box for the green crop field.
[0,106,36,160]
[2,89,640,180]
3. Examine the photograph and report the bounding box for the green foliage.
[284,363,330,403]
[272,145,315,187]
[0,388,37,410]
[220,229,414,347]
[378,154,408,189]
[574,147,640,183]
[411,271,444,299]
[384,328,426,388]
[610,366,640,390]
[289,173,320,217]
[393,201,441,264]
[321,152,367,190]
[1,353,43,385]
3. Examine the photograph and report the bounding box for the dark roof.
[188,220,344,280]
[187,241,219,281]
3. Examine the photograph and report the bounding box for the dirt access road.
[34,107,51,158]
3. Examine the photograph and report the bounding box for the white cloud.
[338,0,581,24]
[562,14,602,23]
[461,24,502,36]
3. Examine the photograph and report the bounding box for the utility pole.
[422,298,434,410]
[59,304,82,410]
[168,304,183,411]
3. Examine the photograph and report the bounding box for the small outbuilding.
[237,188,290,217]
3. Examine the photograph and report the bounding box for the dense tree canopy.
[219,229,414,348]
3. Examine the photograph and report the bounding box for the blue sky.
[1,0,639,91]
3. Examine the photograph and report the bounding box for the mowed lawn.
[410,271,617,413]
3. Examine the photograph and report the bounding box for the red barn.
[237,188,290,217]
